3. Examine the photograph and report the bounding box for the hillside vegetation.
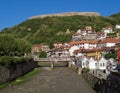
[1,12,120,47]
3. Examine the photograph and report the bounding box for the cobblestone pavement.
[0,67,96,93]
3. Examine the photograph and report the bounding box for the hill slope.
[0,12,120,47]
[110,12,120,20]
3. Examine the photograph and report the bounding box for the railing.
[34,57,71,62]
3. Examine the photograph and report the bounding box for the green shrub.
[0,56,30,67]
[0,56,13,67]
[105,53,117,59]
[39,51,47,58]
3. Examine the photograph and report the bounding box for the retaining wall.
[0,59,37,84]
[69,64,120,93]
[82,69,120,93]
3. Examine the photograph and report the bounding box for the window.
[83,62,84,66]
[100,63,102,67]
[103,63,105,67]
[95,63,97,66]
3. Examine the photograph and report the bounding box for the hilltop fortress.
[29,12,100,19]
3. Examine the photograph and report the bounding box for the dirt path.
[0,67,96,93]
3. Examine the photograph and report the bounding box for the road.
[0,67,96,93]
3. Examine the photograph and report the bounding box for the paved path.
[0,68,96,93]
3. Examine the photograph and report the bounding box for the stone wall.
[69,65,104,92]
[68,64,83,75]
[82,70,104,93]
[105,72,120,93]
[69,64,120,93]
[29,12,100,19]
[0,59,37,84]
[0,66,10,84]
[82,69,120,93]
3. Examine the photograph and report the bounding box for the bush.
[105,53,117,59]
[39,51,47,58]
[0,34,31,56]
[0,56,30,68]
[0,56,13,67]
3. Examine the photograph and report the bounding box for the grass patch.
[11,68,41,85]
[0,82,9,89]
[0,68,41,89]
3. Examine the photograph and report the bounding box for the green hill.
[110,12,120,18]
[110,12,120,21]
[0,12,120,47]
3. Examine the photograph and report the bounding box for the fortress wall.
[29,12,100,19]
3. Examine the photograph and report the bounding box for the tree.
[0,34,31,56]
[16,39,31,56]
[0,34,17,56]
[39,51,47,58]
[105,53,117,59]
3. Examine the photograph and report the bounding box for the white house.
[115,24,120,29]
[75,52,84,57]
[88,57,97,69]
[98,57,108,70]
[103,26,113,34]
[97,32,106,40]
[78,57,89,68]
[53,43,63,48]
[101,38,120,47]
[77,29,82,34]
[69,46,79,56]
[47,46,70,59]
[102,26,113,37]
[69,40,98,50]
[82,57,88,68]
[72,26,97,41]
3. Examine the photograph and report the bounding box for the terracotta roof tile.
[101,38,120,43]
[69,40,98,45]
[74,47,115,54]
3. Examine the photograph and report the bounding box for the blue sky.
[0,0,120,31]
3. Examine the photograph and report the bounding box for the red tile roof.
[74,47,115,54]
[69,40,99,45]
[101,38,120,43]
[104,26,112,29]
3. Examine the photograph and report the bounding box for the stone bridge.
[34,58,72,68]
[34,58,71,62]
